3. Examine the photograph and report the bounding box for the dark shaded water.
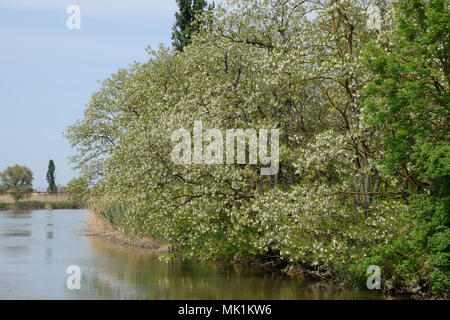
[0,210,389,300]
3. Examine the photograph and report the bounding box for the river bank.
[86,211,170,253]
[86,210,421,300]
[229,254,429,300]
[0,193,81,211]
[0,200,80,211]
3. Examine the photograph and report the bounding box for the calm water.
[0,210,389,300]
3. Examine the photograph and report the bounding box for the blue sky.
[0,0,179,190]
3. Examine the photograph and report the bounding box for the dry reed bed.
[86,210,170,253]
[0,193,69,204]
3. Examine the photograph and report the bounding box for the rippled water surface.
[0,210,389,300]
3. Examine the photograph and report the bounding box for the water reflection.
[0,210,390,300]
[45,248,53,264]
[1,231,31,238]
[5,211,33,219]
[84,238,384,300]
[0,246,30,258]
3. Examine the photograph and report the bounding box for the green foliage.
[363,0,449,294]
[172,0,212,51]
[410,194,450,293]
[0,164,34,202]
[46,160,57,193]
[363,0,449,180]
[66,177,90,207]
[64,67,138,183]
[361,237,424,287]
[0,164,33,189]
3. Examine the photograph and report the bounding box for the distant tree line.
[0,160,60,202]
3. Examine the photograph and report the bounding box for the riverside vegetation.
[0,193,80,211]
[0,201,78,211]
[0,162,79,210]
[65,0,449,298]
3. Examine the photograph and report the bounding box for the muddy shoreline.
[85,212,170,253]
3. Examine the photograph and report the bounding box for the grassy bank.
[86,208,170,253]
[0,200,81,211]
[0,193,82,211]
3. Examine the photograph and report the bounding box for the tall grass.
[0,193,70,204]
[88,198,129,230]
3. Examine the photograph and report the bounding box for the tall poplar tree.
[172,0,212,52]
[47,160,57,193]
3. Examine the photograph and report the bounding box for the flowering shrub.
[66,0,448,296]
